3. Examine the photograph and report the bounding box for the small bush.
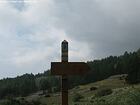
[0,99,20,105]
[45,94,50,97]
[32,100,41,105]
[72,93,83,102]
[95,88,112,97]
[52,87,60,93]
[74,86,80,89]
[90,86,98,91]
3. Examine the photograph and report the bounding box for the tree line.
[0,49,139,99]
[0,73,60,99]
[69,48,140,86]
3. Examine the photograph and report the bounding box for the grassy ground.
[37,74,140,105]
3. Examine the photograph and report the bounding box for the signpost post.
[51,40,90,105]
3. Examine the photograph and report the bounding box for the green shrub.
[32,100,41,105]
[95,88,112,97]
[0,99,20,105]
[72,93,83,102]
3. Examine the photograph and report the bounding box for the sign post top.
[61,40,68,62]
[62,40,68,43]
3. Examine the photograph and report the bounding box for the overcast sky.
[0,0,140,78]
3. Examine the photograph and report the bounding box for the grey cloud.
[51,0,140,58]
[8,0,25,11]
[0,0,140,78]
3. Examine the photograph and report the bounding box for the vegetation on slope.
[35,75,140,105]
[0,74,140,105]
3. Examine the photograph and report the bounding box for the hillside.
[37,74,134,105]
[1,74,139,105]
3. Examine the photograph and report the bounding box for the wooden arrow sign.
[51,40,90,105]
[51,62,90,75]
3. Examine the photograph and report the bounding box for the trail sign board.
[51,62,90,75]
[51,40,90,105]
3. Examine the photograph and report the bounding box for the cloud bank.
[0,0,140,78]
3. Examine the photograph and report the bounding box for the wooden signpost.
[51,40,90,105]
